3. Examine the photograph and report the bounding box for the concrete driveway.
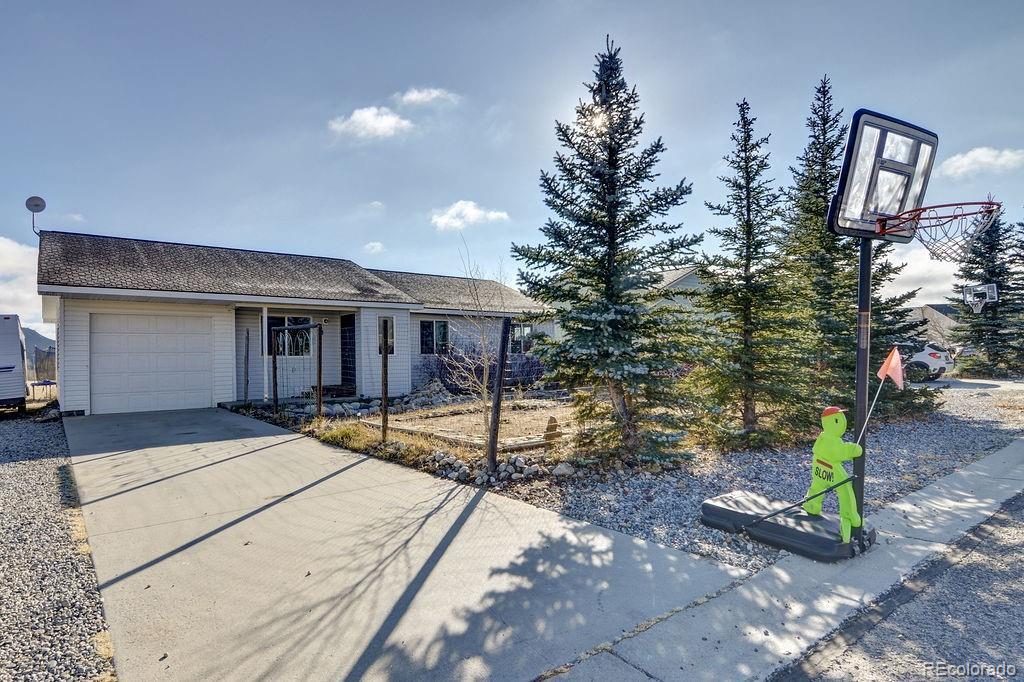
[64,409,742,681]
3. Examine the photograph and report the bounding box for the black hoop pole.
[853,238,872,552]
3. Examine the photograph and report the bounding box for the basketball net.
[877,200,1001,263]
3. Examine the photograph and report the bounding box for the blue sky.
[2,0,1023,334]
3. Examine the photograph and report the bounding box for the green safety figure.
[802,406,863,543]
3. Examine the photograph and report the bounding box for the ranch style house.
[36,231,551,415]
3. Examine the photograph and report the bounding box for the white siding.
[408,314,558,390]
[355,308,411,397]
[0,315,27,402]
[57,299,235,415]
[234,309,344,401]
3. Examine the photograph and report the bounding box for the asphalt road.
[784,494,1024,680]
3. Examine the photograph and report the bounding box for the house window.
[264,315,312,356]
[510,323,534,354]
[378,316,395,355]
[419,320,449,355]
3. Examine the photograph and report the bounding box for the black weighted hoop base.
[700,489,876,563]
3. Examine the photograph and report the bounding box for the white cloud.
[328,106,413,139]
[363,241,385,254]
[394,87,460,106]
[881,242,959,304]
[0,236,52,336]
[936,147,1024,179]
[59,212,85,223]
[366,200,385,210]
[430,200,510,231]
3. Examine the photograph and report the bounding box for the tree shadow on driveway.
[190,480,739,681]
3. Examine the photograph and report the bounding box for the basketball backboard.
[963,283,997,313]
[828,109,938,243]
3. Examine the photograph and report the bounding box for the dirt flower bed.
[362,398,575,450]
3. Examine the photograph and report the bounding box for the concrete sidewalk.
[64,409,743,681]
[552,438,1024,680]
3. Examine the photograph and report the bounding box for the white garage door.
[90,313,213,414]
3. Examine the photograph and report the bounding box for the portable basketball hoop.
[704,108,1004,562]
[963,283,998,314]
[877,200,1001,262]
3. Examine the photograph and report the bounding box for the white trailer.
[0,314,29,413]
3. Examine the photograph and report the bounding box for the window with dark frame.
[419,320,449,355]
[510,322,534,354]
[264,315,312,357]
[378,316,395,355]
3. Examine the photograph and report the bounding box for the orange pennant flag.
[876,346,904,389]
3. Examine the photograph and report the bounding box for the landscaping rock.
[0,415,115,680]
[552,462,576,477]
[499,383,1024,573]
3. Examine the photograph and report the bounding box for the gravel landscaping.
[501,381,1024,572]
[0,410,114,681]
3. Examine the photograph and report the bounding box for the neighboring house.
[909,304,959,347]
[37,231,550,416]
[653,266,701,307]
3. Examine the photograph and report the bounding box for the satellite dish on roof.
[25,196,46,236]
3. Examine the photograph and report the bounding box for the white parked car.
[896,341,954,382]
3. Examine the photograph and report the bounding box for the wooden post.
[486,317,512,473]
[380,318,389,442]
[316,323,324,418]
[271,331,279,412]
[261,306,269,400]
[243,328,250,405]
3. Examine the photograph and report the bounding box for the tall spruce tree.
[689,99,816,445]
[949,211,1024,377]
[512,38,702,456]
[782,76,857,404]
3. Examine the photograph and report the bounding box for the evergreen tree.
[949,211,1024,377]
[688,99,816,445]
[512,38,702,456]
[782,76,857,404]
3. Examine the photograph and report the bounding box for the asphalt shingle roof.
[655,266,698,289]
[37,231,418,305]
[368,269,544,314]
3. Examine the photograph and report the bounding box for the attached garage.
[90,313,214,414]
[90,313,214,413]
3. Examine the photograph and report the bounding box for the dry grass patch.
[303,418,477,466]
[92,630,114,661]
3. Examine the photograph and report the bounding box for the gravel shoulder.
[502,380,1024,571]
[0,410,115,681]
